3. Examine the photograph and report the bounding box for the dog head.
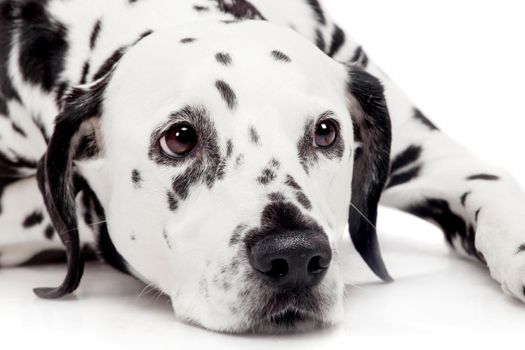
[36,21,391,333]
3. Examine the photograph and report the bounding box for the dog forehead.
[104,21,347,120]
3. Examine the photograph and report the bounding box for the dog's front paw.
[499,250,525,302]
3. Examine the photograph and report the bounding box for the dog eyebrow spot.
[249,126,260,145]
[466,174,500,181]
[167,191,179,211]
[131,169,143,188]
[257,168,277,185]
[44,225,54,240]
[215,80,237,110]
[271,50,291,62]
[215,52,232,66]
[23,211,44,228]
[180,37,197,44]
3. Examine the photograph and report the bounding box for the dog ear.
[346,65,393,282]
[34,79,107,299]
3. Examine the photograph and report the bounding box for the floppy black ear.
[346,65,393,282]
[34,79,106,299]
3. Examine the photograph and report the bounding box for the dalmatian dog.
[1,0,525,333]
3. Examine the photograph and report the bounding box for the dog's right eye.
[160,123,198,158]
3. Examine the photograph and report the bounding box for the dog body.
[1,0,525,333]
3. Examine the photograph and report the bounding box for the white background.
[1,0,525,348]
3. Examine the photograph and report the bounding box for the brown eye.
[314,119,338,148]
[160,124,198,157]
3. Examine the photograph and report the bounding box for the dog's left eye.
[160,123,198,157]
[314,120,338,148]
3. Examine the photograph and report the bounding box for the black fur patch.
[328,25,345,57]
[44,224,54,240]
[249,126,260,145]
[268,192,286,202]
[285,175,301,190]
[216,52,232,66]
[257,168,277,185]
[386,165,421,189]
[194,5,210,12]
[180,37,196,44]
[350,46,369,68]
[131,169,142,188]
[162,230,173,249]
[23,211,44,228]
[214,0,265,20]
[89,19,102,50]
[295,191,312,210]
[306,0,326,25]
[93,47,125,81]
[79,61,90,84]
[390,145,422,174]
[226,139,234,158]
[413,108,438,130]
[149,106,226,199]
[229,224,247,246]
[315,29,326,52]
[517,244,525,254]
[215,80,237,110]
[167,191,179,211]
[134,29,154,45]
[17,1,68,92]
[271,50,291,62]
[407,198,483,261]
[460,191,471,206]
[11,122,27,137]
[466,174,500,181]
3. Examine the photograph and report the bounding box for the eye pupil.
[161,124,198,157]
[314,120,338,147]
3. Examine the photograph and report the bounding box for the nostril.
[267,258,289,278]
[307,256,327,275]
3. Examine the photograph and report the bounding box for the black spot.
[194,5,210,12]
[229,224,247,246]
[89,19,102,50]
[413,108,438,130]
[131,169,142,188]
[315,29,326,52]
[134,29,153,45]
[517,244,525,254]
[216,52,232,66]
[79,61,90,84]
[306,0,326,25]
[268,192,286,202]
[466,174,500,181]
[215,80,237,110]
[44,225,54,240]
[390,145,422,174]
[180,37,196,44]
[461,192,471,206]
[246,127,260,146]
[93,47,125,81]
[214,0,265,20]
[386,165,421,189]
[407,198,483,261]
[162,229,173,249]
[271,50,291,62]
[11,122,27,137]
[285,175,301,190]
[257,168,277,185]
[226,139,234,158]
[0,96,7,116]
[328,25,345,57]
[295,191,312,210]
[350,46,369,68]
[23,211,44,228]
[16,1,68,92]
[167,191,179,211]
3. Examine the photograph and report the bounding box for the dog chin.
[248,308,332,334]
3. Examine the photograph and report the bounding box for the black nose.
[248,230,332,291]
